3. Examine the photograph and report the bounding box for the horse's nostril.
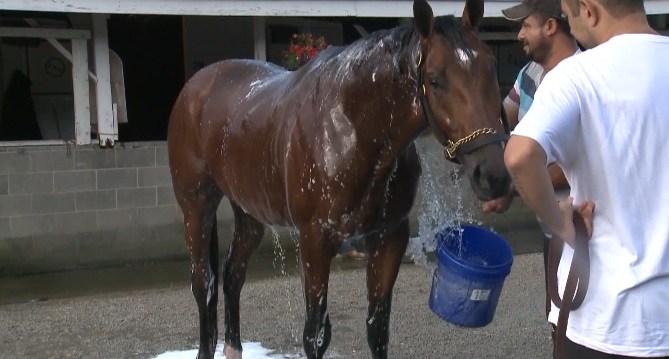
[473,163,483,183]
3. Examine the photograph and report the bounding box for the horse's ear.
[462,0,484,30]
[414,0,434,39]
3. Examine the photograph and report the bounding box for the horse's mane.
[300,15,473,82]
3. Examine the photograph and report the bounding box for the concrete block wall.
[0,141,235,276]
[0,139,542,276]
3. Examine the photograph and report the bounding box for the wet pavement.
[0,251,370,306]
[0,252,552,359]
[0,195,544,307]
[0,197,549,358]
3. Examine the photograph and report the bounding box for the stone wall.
[0,139,541,276]
[0,142,237,275]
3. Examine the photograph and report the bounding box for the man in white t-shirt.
[484,0,580,334]
[505,0,669,357]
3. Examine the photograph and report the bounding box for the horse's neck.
[378,35,425,148]
[293,33,426,172]
[371,59,424,143]
[356,72,425,176]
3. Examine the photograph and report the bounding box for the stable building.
[0,0,667,275]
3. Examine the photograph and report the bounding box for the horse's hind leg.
[365,220,410,359]
[175,179,223,359]
[222,202,265,359]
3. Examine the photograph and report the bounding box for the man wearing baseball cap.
[483,0,580,349]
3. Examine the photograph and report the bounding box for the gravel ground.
[0,253,552,359]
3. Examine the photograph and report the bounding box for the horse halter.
[415,49,510,164]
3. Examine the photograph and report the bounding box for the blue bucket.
[429,225,513,327]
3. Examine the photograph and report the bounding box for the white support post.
[657,14,667,30]
[253,17,267,61]
[71,38,91,145]
[92,14,116,147]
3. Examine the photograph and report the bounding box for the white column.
[92,14,116,147]
[253,17,266,61]
[71,38,91,145]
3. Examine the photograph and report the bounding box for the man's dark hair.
[534,13,573,36]
[555,18,572,34]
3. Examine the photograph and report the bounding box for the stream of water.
[406,137,484,273]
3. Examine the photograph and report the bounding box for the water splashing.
[270,227,301,345]
[271,227,288,276]
[407,137,484,273]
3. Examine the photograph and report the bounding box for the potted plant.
[283,33,327,70]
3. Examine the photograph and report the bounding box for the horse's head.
[414,0,511,201]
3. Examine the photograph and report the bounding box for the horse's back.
[170,59,285,125]
[168,58,286,159]
[168,59,296,223]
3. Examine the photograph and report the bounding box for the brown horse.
[167,0,510,358]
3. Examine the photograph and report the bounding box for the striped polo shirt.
[505,49,582,122]
[505,61,544,121]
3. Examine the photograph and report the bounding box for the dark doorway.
[108,15,185,141]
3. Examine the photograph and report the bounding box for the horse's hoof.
[196,349,214,359]
[224,344,242,359]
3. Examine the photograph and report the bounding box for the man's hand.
[556,197,595,247]
[482,184,516,214]
[482,195,513,214]
[577,200,595,239]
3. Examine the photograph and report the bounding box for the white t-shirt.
[513,34,669,356]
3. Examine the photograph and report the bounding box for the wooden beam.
[72,38,92,145]
[23,19,98,82]
[253,17,267,61]
[92,14,117,147]
[0,27,90,39]
[0,140,71,147]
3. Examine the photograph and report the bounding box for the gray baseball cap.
[502,0,565,21]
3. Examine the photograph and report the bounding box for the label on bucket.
[470,289,491,301]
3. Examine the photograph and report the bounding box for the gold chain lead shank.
[444,127,498,159]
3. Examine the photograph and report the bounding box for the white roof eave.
[2,0,669,17]
[0,0,480,17]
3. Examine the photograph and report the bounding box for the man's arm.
[504,135,575,244]
[548,163,569,191]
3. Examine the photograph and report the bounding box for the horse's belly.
[233,188,290,226]
[206,134,290,226]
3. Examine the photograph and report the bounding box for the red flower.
[283,33,327,70]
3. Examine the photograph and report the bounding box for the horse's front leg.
[299,224,335,359]
[365,220,410,359]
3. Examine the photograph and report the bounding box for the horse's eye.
[426,72,446,90]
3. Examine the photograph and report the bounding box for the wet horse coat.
[167,0,510,358]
